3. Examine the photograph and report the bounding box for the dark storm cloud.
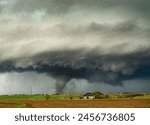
[12,0,150,12]
[12,0,74,14]
[1,0,150,27]
[0,19,150,93]
[11,0,150,20]
[0,0,150,93]
[0,46,150,93]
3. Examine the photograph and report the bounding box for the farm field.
[0,99,150,108]
[0,94,150,108]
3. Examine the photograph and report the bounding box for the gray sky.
[0,0,150,94]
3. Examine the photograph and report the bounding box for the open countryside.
[0,92,150,108]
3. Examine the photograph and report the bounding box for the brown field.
[0,99,150,108]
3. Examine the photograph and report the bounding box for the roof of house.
[83,92,94,96]
[83,91,104,96]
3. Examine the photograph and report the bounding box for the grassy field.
[0,93,150,108]
[0,94,81,100]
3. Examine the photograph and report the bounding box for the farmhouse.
[83,91,104,99]
[83,93,95,99]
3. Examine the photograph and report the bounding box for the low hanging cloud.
[0,72,56,94]
[0,0,150,93]
[0,21,150,93]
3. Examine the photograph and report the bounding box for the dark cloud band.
[0,48,150,93]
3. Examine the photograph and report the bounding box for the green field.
[0,93,150,100]
[0,93,150,108]
[0,94,80,100]
[0,95,43,100]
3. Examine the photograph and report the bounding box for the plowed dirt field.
[0,100,150,108]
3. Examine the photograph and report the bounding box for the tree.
[44,94,50,100]
[93,91,101,99]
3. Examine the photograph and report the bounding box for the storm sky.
[0,0,150,94]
